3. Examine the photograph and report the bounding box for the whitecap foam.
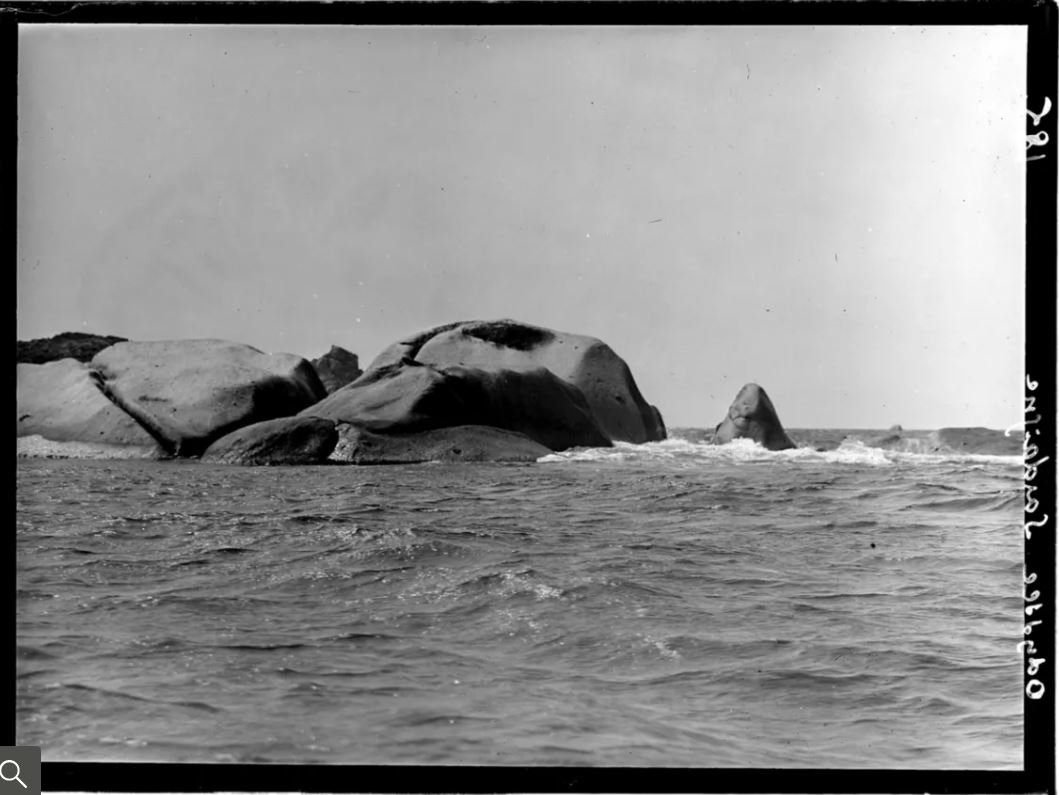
[807,439,894,466]
[639,632,682,661]
[539,437,894,466]
[537,431,1025,470]
[538,437,726,464]
[539,435,1022,468]
[17,435,162,460]
[494,569,565,601]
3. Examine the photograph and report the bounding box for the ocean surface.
[16,429,1024,768]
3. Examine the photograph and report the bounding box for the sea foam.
[538,437,1021,467]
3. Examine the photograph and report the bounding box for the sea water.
[15,431,1024,768]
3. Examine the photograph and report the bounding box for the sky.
[17,24,1027,429]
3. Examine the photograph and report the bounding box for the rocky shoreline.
[17,320,666,465]
[17,322,1021,464]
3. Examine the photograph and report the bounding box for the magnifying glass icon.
[0,760,27,789]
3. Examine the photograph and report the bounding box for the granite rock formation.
[16,322,667,463]
[302,359,611,451]
[201,416,338,465]
[91,339,327,457]
[311,345,363,394]
[712,383,796,451]
[17,359,162,450]
[329,423,550,464]
[356,319,665,444]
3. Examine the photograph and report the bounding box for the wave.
[903,491,1023,513]
[538,437,1022,467]
[49,682,222,714]
[18,431,1021,467]
[215,642,309,652]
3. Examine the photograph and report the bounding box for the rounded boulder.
[329,423,550,464]
[92,339,327,457]
[202,416,338,465]
[17,359,162,450]
[301,359,611,452]
[359,319,665,443]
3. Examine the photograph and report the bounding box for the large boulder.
[311,345,362,394]
[17,331,127,364]
[330,423,550,464]
[91,339,327,457]
[712,383,796,451]
[201,416,338,465]
[302,359,611,451]
[359,319,665,443]
[17,359,161,449]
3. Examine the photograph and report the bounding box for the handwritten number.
[1026,515,1049,540]
[1027,101,1051,161]
[1027,97,1052,126]
[1020,376,1047,702]
[1026,131,1050,150]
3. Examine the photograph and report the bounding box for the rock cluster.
[17,320,666,465]
[303,359,612,452]
[16,324,1018,463]
[300,318,666,460]
[369,319,666,444]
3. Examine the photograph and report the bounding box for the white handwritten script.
[1027,96,1052,162]
[1022,376,1049,541]
[1018,375,1048,700]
